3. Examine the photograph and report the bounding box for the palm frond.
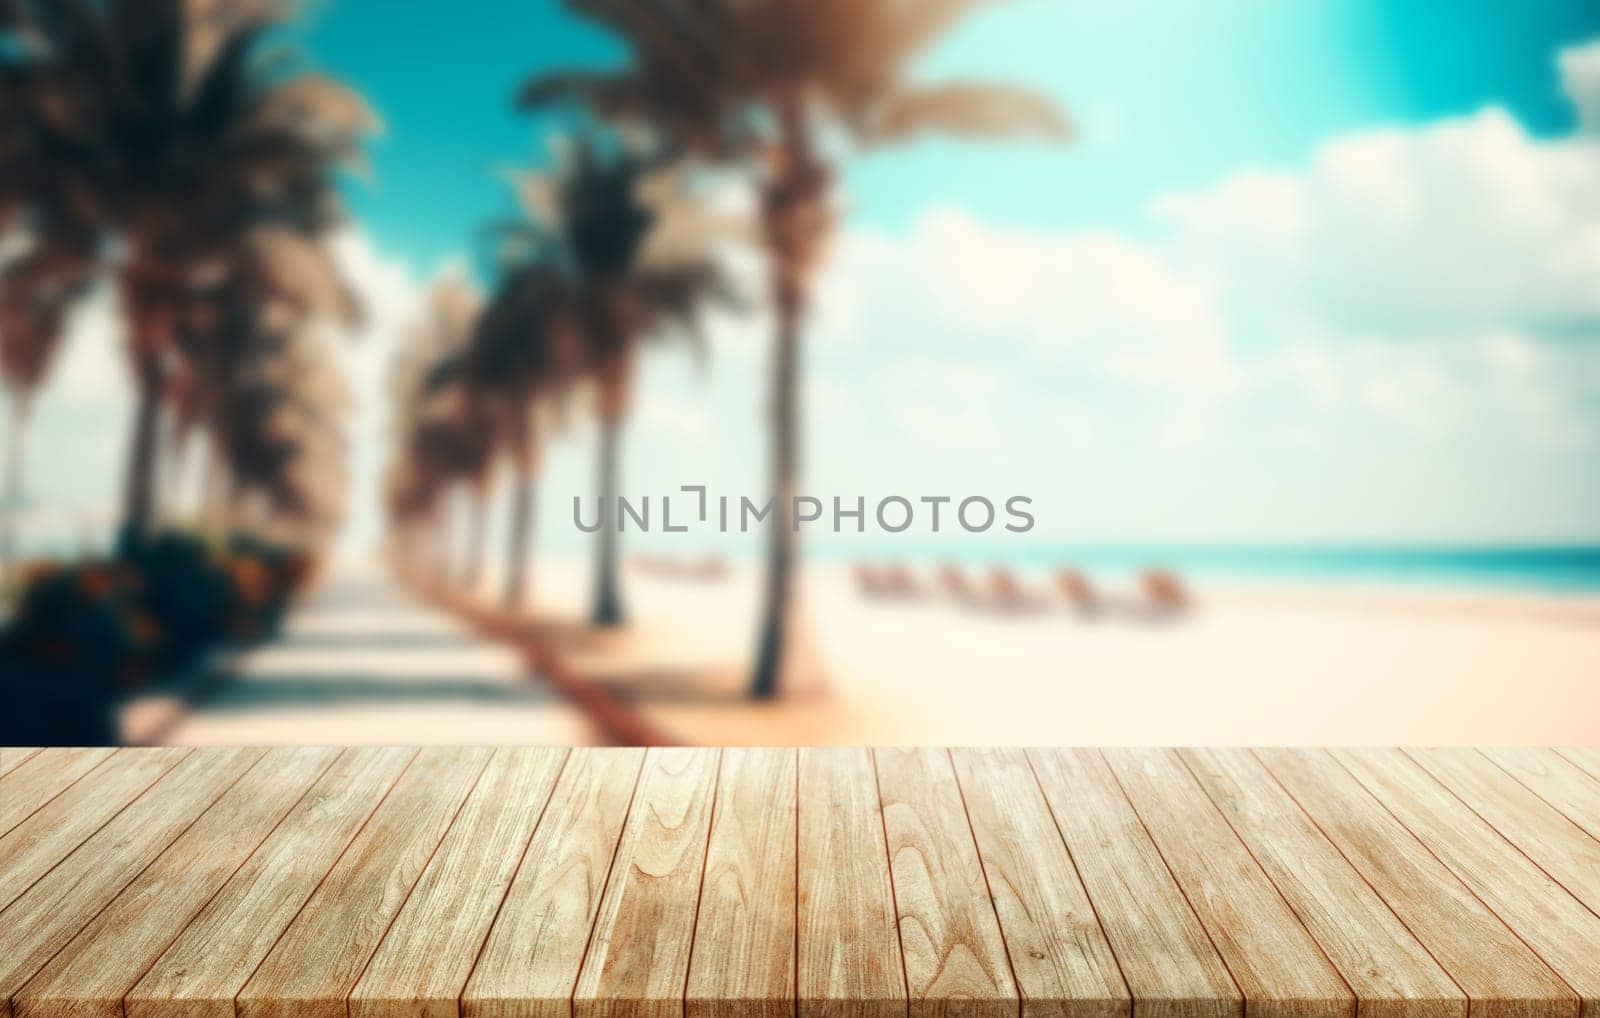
[864,81,1072,144]
[240,225,363,328]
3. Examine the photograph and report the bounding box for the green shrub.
[124,532,238,671]
[0,563,141,744]
[0,530,313,745]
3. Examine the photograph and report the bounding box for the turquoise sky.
[298,0,1600,261]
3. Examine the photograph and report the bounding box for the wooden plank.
[13,748,341,1018]
[1411,749,1600,916]
[1483,749,1600,844]
[1335,749,1600,1015]
[1257,749,1578,1018]
[128,747,417,1018]
[236,747,493,1018]
[0,748,42,777]
[13,746,1598,1018]
[685,748,796,1018]
[0,748,189,914]
[573,747,720,1018]
[949,747,1128,1018]
[1104,749,1352,1018]
[1027,749,1240,1018]
[875,747,1017,1018]
[1557,748,1600,783]
[0,748,116,838]
[0,747,264,1018]
[349,748,569,1018]
[795,747,906,1018]
[463,748,645,1018]
[1180,749,1464,1018]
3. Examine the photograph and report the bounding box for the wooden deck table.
[2,747,1599,1018]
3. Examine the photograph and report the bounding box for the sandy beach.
[472,555,1600,746]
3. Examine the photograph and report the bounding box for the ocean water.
[810,542,1600,596]
[12,525,1600,597]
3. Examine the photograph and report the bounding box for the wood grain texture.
[0,748,42,777]
[14,748,340,1018]
[0,748,263,1018]
[236,747,492,1018]
[1104,749,1353,1018]
[1027,749,1241,1018]
[685,748,796,1018]
[1483,748,1600,845]
[572,748,720,1018]
[1335,749,1600,1015]
[1411,749,1600,917]
[0,748,189,914]
[0,748,115,837]
[1179,749,1464,1018]
[349,748,569,1018]
[12,747,1600,1018]
[462,748,645,1018]
[949,748,1129,1018]
[1258,749,1578,1018]
[796,748,907,1018]
[1557,748,1600,781]
[127,747,418,1018]
[875,747,1018,1018]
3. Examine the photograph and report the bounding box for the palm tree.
[521,0,1069,696]
[510,137,734,627]
[390,384,498,584]
[215,327,352,545]
[450,258,582,608]
[167,224,363,536]
[0,0,374,552]
[390,276,487,581]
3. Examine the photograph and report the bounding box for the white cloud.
[1560,38,1600,133]
[801,68,1600,471]
[51,284,131,402]
[1154,109,1600,337]
[636,391,712,441]
[888,358,1004,451]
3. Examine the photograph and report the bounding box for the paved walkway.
[156,560,598,745]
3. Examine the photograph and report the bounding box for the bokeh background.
[4,0,1599,747]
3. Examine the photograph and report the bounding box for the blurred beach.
[532,557,1600,745]
[135,553,1600,747]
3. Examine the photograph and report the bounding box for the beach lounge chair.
[1056,568,1102,615]
[1142,568,1192,615]
[987,567,1048,613]
[882,562,924,597]
[939,564,981,604]
[855,562,886,596]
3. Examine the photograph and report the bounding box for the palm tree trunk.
[428,510,451,581]
[118,352,164,556]
[749,97,825,700]
[591,412,625,627]
[160,424,190,527]
[503,462,536,609]
[460,486,489,592]
[1,392,31,574]
[749,280,803,699]
[201,447,230,536]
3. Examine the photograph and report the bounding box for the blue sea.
[809,542,1600,596]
